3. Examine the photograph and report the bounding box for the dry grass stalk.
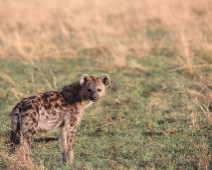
[0,0,211,68]
[188,75,212,121]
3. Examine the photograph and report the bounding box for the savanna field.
[0,0,212,169]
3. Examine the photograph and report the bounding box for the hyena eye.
[88,89,92,92]
[97,89,102,92]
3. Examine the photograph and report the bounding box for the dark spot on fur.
[45,115,49,119]
[31,99,36,103]
[32,130,36,135]
[70,123,76,126]
[23,104,33,111]
[25,122,29,126]
[55,94,61,99]
[22,112,29,118]
[42,94,49,104]
[70,108,74,112]
[55,103,59,108]
[32,117,36,123]
[50,98,55,103]
[59,121,65,127]
[70,116,77,122]
[45,103,51,110]
[36,105,39,113]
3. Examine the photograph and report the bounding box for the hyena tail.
[9,104,21,149]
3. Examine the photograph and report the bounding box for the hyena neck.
[61,82,90,107]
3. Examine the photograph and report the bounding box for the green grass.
[1,48,212,169]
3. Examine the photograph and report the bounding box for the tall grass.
[0,0,212,68]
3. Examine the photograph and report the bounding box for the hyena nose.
[91,96,98,101]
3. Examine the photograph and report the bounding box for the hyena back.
[9,74,111,163]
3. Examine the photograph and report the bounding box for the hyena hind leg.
[10,117,21,153]
[16,129,36,161]
[17,118,37,160]
[9,130,21,153]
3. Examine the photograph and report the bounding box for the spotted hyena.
[9,74,111,163]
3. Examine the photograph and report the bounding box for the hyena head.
[80,74,111,102]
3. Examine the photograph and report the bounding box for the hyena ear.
[80,74,91,86]
[101,74,111,87]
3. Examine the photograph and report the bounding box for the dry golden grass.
[0,0,212,70]
[188,75,212,121]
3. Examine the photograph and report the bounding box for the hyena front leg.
[61,125,76,163]
[67,126,77,163]
[60,126,68,163]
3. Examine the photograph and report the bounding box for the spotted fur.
[9,74,111,163]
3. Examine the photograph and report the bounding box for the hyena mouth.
[90,97,99,102]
